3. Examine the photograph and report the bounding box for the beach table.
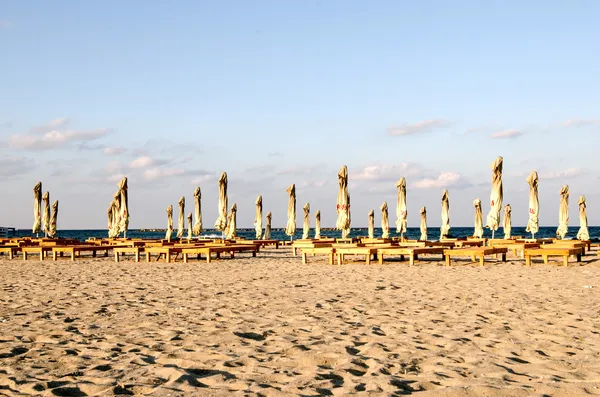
[334,247,377,265]
[0,246,20,259]
[377,247,445,265]
[21,246,54,261]
[524,248,583,266]
[444,247,508,267]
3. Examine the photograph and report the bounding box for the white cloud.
[414,172,461,189]
[541,168,583,180]
[387,119,451,136]
[0,157,36,177]
[562,119,600,128]
[130,156,153,168]
[107,173,127,183]
[143,167,185,180]
[30,118,72,133]
[9,128,110,150]
[0,20,11,29]
[105,160,122,173]
[190,175,213,185]
[490,129,523,139]
[353,162,422,182]
[103,147,126,156]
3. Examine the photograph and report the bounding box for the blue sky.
[1,0,599,229]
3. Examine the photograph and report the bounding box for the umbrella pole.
[491,230,495,240]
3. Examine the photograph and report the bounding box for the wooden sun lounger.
[252,239,280,249]
[486,242,540,257]
[181,244,258,263]
[144,246,183,263]
[0,246,20,259]
[292,242,333,256]
[444,247,508,266]
[22,246,54,261]
[454,240,485,248]
[334,247,378,265]
[377,247,446,265]
[52,245,124,261]
[548,240,590,252]
[524,248,583,266]
[428,241,456,249]
[114,246,144,262]
[300,247,336,264]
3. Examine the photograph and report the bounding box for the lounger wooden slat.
[52,245,128,261]
[485,242,540,257]
[444,247,508,267]
[22,246,54,261]
[0,246,20,260]
[377,247,445,265]
[114,247,144,262]
[524,248,583,266]
[334,247,377,265]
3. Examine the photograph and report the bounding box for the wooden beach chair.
[444,247,508,266]
[524,248,583,266]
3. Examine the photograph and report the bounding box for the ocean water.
[11,227,600,242]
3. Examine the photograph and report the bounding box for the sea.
[10,227,600,241]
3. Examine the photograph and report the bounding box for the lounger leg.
[543,255,549,264]
[366,254,370,265]
[104,250,108,257]
[501,253,507,262]
[471,254,476,262]
[445,254,450,266]
[165,252,170,263]
[135,251,140,262]
[563,255,569,267]
[292,247,296,256]
[23,251,27,261]
[53,251,57,261]
[479,255,484,267]
[328,252,334,265]
[252,251,256,257]
[146,252,151,262]
[71,252,75,261]
[302,252,307,264]
[9,251,13,260]
[378,254,383,265]
[114,252,119,263]
[183,253,188,263]
[525,255,531,266]
[92,251,96,257]
[40,251,44,261]
[206,253,211,263]
[336,253,341,265]
[576,254,581,262]
[409,254,414,266]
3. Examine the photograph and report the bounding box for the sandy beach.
[1,249,600,396]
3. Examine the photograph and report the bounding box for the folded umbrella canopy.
[42,191,50,238]
[254,195,263,239]
[485,156,503,238]
[556,185,569,240]
[440,190,450,239]
[420,207,427,241]
[187,213,193,240]
[32,182,42,235]
[193,186,203,236]
[214,172,228,233]
[107,205,114,238]
[177,197,185,239]
[118,177,129,238]
[110,193,121,238]
[302,203,310,239]
[315,210,321,239]
[285,184,296,239]
[165,205,173,241]
[577,196,589,241]
[336,166,351,238]
[380,202,390,239]
[48,200,58,238]
[503,204,512,239]
[263,211,272,240]
[395,177,407,237]
[473,199,483,238]
[525,171,539,238]
[225,203,237,239]
[368,210,375,239]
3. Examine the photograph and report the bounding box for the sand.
[1,248,600,396]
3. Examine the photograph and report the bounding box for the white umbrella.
[33,182,42,236]
[214,172,228,233]
[336,165,351,238]
[395,177,407,238]
[525,171,539,239]
[473,198,483,238]
[107,205,114,238]
[165,205,173,241]
[302,202,310,239]
[225,203,237,239]
[187,213,193,240]
[419,207,427,241]
[193,186,203,236]
[440,190,450,239]
[263,211,272,240]
[119,177,129,238]
[111,191,121,238]
[556,185,569,240]
[315,210,321,239]
[577,196,589,240]
[285,184,296,240]
[42,191,50,238]
[381,202,390,238]
[503,204,512,239]
[485,156,503,239]
[254,195,263,239]
[48,200,58,238]
[177,197,185,239]
[368,209,375,239]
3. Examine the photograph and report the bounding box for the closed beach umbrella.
[119,177,129,238]
[503,204,512,239]
[42,191,50,237]
[473,199,483,238]
[556,185,569,240]
[111,191,121,238]
[254,195,263,239]
[107,205,114,238]
[263,211,272,240]
[420,207,427,241]
[187,213,193,240]
[225,203,237,239]
[485,156,503,238]
[440,190,450,239]
[177,197,185,238]
[381,202,390,238]
[315,210,321,239]
[336,165,351,238]
[33,182,42,235]
[368,210,375,239]
[165,205,173,241]
[577,196,589,240]
[285,184,296,239]
[214,172,228,233]
[48,200,58,238]
[525,171,539,238]
[395,177,407,237]
[302,203,310,239]
[193,187,203,236]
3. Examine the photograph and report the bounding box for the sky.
[1,0,599,229]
